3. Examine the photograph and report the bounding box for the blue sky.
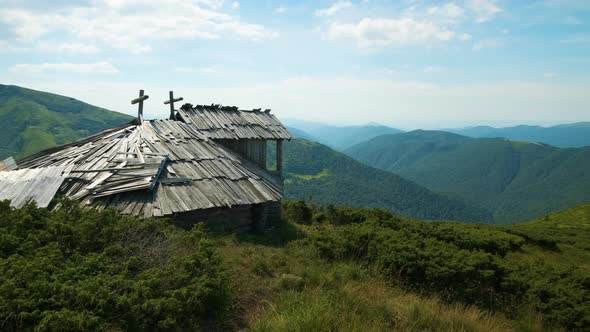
[1,0,589,129]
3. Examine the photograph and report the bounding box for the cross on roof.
[131,89,149,122]
[164,91,183,120]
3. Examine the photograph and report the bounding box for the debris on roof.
[177,104,292,140]
[0,164,72,208]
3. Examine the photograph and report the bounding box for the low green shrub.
[283,200,313,225]
[0,200,229,331]
[285,201,590,330]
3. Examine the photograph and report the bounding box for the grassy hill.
[345,130,590,224]
[508,202,590,273]
[2,200,588,330]
[449,122,590,148]
[0,84,133,159]
[282,139,493,223]
[304,124,404,150]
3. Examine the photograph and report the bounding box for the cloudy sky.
[1,0,589,129]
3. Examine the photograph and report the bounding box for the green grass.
[507,203,590,272]
[219,226,521,332]
[290,168,331,180]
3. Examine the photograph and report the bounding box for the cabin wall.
[217,139,267,169]
[172,201,282,232]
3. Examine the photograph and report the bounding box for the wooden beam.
[276,139,283,176]
[131,95,149,104]
[159,177,191,184]
[150,157,169,191]
[143,152,169,157]
[70,165,144,173]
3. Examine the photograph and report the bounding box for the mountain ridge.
[300,124,404,150]
[447,122,590,147]
[345,130,590,223]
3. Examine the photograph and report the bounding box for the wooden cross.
[131,89,149,122]
[164,91,183,120]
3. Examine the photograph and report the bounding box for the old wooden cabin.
[0,92,292,231]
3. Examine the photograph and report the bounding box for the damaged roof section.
[0,164,72,208]
[177,104,292,140]
[9,119,282,217]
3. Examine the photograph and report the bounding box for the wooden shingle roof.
[0,157,17,172]
[7,119,282,217]
[177,104,292,140]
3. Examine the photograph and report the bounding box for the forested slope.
[282,139,493,223]
[346,130,590,223]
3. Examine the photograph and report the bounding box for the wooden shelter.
[0,97,291,231]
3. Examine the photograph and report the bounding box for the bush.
[283,200,313,225]
[0,200,229,331]
[284,201,590,330]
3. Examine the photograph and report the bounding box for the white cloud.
[427,2,464,20]
[473,39,501,50]
[275,7,287,14]
[315,1,353,17]
[0,40,30,53]
[459,33,472,40]
[10,62,118,75]
[231,1,239,9]
[467,0,502,22]
[327,17,458,48]
[0,9,49,41]
[174,65,224,74]
[0,40,99,56]
[37,42,100,54]
[0,0,277,53]
[174,66,194,73]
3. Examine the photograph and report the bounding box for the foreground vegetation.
[1,200,588,330]
[282,201,589,330]
[0,201,227,330]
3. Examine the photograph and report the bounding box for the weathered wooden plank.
[70,165,144,173]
